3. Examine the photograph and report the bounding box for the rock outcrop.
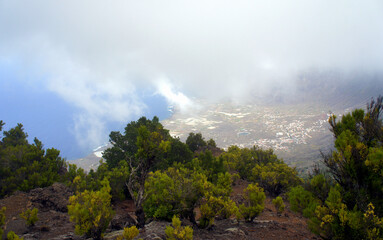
[29,183,73,212]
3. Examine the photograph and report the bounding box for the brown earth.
[0,181,319,240]
[0,183,81,240]
[190,179,319,240]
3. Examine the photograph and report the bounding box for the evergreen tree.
[324,96,383,214]
[0,122,66,198]
[103,116,171,228]
[185,132,206,152]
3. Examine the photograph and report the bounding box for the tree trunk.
[136,206,146,228]
[187,210,197,225]
[127,173,146,228]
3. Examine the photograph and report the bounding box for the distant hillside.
[292,70,383,110]
[70,144,110,171]
[71,71,383,172]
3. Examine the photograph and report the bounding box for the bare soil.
[191,179,319,240]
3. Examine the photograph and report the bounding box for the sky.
[0,0,382,159]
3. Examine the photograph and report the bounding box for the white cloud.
[0,0,382,149]
[155,78,197,113]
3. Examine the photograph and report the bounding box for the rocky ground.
[0,182,319,240]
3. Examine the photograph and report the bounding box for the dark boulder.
[29,183,73,212]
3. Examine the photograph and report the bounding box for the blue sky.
[0,62,170,159]
[0,0,382,159]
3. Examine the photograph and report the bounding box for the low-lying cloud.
[1,0,382,149]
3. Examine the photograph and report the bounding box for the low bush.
[7,231,24,240]
[272,196,285,215]
[20,208,38,227]
[239,183,265,222]
[251,162,302,196]
[68,179,114,240]
[288,186,319,217]
[116,225,140,240]
[165,215,193,240]
[199,196,238,228]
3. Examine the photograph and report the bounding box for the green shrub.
[7,231,24,240]
[68,179,114,240]
[20,208,38,226]
[211,172,233,198]
[309,186,367,239]
[165,215,193,240]
[199,202,215,229]
[239,183,265,222]
[195,150,226,183]
[0,123,66,198]
[186,132,206,152]
[251,162,302,196]
[116,225,140,240]
[324,98,383,216]
[144,167,207,222]
[106,161,130,201]
[220,146,279,179]
[363,203,383,240]
[272,196,285,215]
[306,174,331,203]
[199,195,238,228]
[288,186,319,217]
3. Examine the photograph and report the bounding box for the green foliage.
[193,150,226,183]
[164,137,193,168]
[144,161,235,226]
[185,132,206,152]
[214,172,233,197]
[198,171,236,228]
[283,98,383,239]
[103,116,192,171]
[66,160,130,201]
[0,207,5,239]
[292,154,383,239]
[68,179,114,240]
[309,186,366,239]
[2,123,28,147]
[119,225,139,240]
[324,97,383,214]
[199,195,238,228]
[251,162,302,196]
[102,116,172,228]
[220,146,279,179]
[20,208,38,226]
[272,196,285,215]
[165,215,193,240]
[65,164,87,191]
[304,185,383,239]
[106,161,130,201]
[305,174,331,203]
[0,122,66,198]
[294,97,383,239]
[7,231,24,240]
[288,186,319,218]
[144,167,207,222]
[207,139,217,148]
[239,183,265,222]
[363,203,383,240]
[103,116,170,170]
[135,125,171,162]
